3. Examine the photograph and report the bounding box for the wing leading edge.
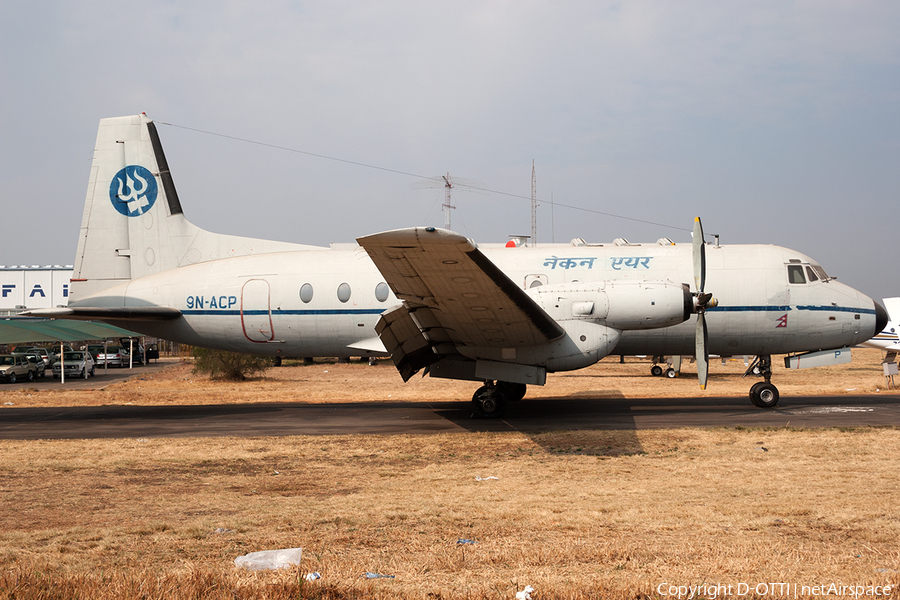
[357,227,564,381]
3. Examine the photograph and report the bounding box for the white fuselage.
[70,240,878,362]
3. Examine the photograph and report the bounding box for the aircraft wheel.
[472,386,508,419]
[651,365,663,377]
[497,381,526,402]
[750,382,779,408]
[665,368,677,378]
[273,356,282,367]
[749,382,763,405]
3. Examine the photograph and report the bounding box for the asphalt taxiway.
[2,392,899,440]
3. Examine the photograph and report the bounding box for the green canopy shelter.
[0,318,142,345]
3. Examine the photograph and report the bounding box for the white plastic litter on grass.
[234,548,303,570]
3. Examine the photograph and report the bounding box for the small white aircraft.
[860,297,899,361]
[28,114,888,417]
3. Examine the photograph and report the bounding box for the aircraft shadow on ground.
[3,394,899,442]
[432,398,647,456]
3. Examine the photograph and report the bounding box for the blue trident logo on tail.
[109,165,158,217]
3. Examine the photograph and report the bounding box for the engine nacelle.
[443,280,692,381]
[454,319,622,376]
[529,280,691,330]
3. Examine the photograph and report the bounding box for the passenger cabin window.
[299,283,314,303]
[787,265,806,284]
[337,282,352,303]
[375,282,389,302]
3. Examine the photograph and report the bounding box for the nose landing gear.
[745,355,779,408]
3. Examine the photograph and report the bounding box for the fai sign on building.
[0,266,73,315]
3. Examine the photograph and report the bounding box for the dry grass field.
[1,347,895,408]
[1,348,899,599]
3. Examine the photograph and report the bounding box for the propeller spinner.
[692,217,717,389]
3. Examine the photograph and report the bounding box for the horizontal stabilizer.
[22,307,182,321]
[345,337,387,353]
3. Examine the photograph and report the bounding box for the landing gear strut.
[745,355,779,408]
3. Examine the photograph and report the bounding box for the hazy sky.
[1,1,898,302]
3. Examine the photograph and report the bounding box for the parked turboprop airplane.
[861,297,899,361]
[27,114,888,417]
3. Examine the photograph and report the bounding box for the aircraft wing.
[357,227,564,379]
[21,307,182,321]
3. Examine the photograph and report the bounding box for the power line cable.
[157,121,699,237]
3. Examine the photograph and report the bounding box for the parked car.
[51,351,96,379]
[12,352,46,378]
[11,347,55,368]
[146,343,160,362]
[88,344,130,367]
[118,338,144,365]
[0,354,38,383]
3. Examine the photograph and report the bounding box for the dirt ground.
[1,348,899,599]
[0,347,895,409]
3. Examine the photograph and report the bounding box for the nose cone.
[874,300,889,337]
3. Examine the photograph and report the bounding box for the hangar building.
[1,265,73,316]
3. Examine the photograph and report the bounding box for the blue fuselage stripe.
[708,305,875,315]
[181,309,386,316]
[708,306,791,312]
[180,305,873,317]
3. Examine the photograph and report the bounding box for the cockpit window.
[805,266,818,282]
[788,265,806,284]
[810,265,829,280]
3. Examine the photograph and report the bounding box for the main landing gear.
[471,381,527,418]
[650,356,678,379]
[745,354,779,408]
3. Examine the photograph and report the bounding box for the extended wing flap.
[358,227,563,349]
[376,304,440,381]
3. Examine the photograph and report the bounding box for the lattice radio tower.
[441,173,455,230]
[414,172,462,230]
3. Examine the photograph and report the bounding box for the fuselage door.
[241,279,274,342]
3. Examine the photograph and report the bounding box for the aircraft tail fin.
[883,297,900,323]
[71,114,319,303]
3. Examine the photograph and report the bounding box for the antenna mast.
[531,160,537,246]
[442,173,455,230]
